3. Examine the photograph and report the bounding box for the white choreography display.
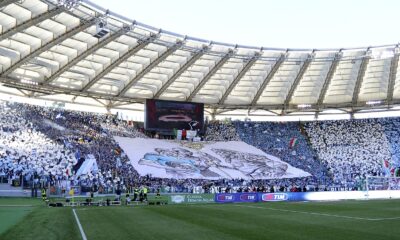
[114,137,310,180]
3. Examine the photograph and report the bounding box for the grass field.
[1,198,400,240]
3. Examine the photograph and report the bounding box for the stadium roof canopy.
[0,0,399,117]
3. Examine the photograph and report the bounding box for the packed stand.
[233,121,330,182]
[304,119,391,186]
[0,102,76,186]
[379,118,400,174]
[204,121,240,141]
[3,99,399,195]
[22,103,143,191]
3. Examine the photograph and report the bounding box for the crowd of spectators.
[0,101,146,191]
[379,118,400,169]
[2,99,400,195]
[23,103,143,190]
[304,119,391,186]
[234,121,330,182]
[0,102,76,186]
[204,121,240,141]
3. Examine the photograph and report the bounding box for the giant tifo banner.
[114,137,310,179]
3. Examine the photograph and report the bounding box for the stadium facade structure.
[0,0,399,119]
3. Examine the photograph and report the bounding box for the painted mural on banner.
[114,137,310,179]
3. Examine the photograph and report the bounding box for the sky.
[89,0,400,49]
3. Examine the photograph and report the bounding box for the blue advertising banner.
[215,193,236,203]
[215,193,258,203]
[258,192,308,202]
[259,193,289,202]
[215,190,400,203]
[215,192,307,203]
[238,193,258,202]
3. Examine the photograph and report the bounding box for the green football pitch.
[1,198,400,240]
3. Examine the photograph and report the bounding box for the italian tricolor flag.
[289,137,298,148]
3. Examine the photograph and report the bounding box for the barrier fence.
[19,189,400,205]
[214,190,400,203]
[169,194,214,204]
[58,190,400,205]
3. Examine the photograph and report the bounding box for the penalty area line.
[73,208,88,240]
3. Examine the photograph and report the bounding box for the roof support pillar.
[81,37,154,92]
[316,51,341,110]
[218,54,259,105]
[352,51,370,105]
[186,51,232,101]
[283,52,313,111]
[387,51,399,106]
[0,7,64,42]
[250,54,285,107]
[1,18,96,76]
[153,46,207,99]
[117,41,183,97]
[43,28,127,84]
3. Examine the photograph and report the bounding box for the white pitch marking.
[0,205,34,207]
[73,208,88,240]
[369,216,400,221]
[231,204,400,221]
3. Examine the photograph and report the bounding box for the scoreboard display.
[145,99,204,132]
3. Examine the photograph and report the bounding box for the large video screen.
[145,99,204,132]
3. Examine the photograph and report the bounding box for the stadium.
[0,0,400,239]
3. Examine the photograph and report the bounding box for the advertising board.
[215,190,400,203]
[215,193,258,203]
[169,194,214,204]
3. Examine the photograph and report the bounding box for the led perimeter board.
[145,99,204,132]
